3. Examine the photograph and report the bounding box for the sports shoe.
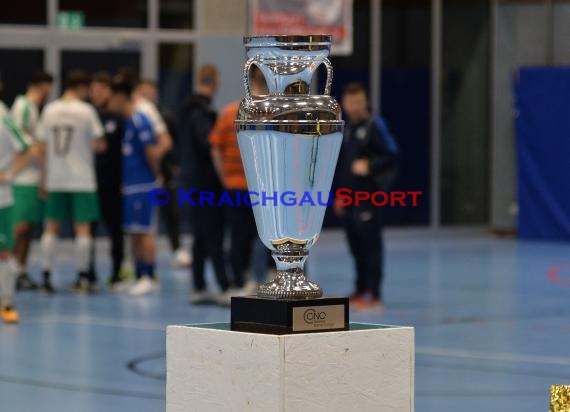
[368,298,385,313]
[244,280,259,295]
[1,306,20,323]
[86,282,99,294]
[265,269,279,283]
[70,277,91,294]
[128,277,159,296]
[108,265,135,288]
[172,248,192,268]
[189,290,214,305]
[38,281,56,295]
[16,273,38,290]
[119,264,135,281]
[349,291,364,301]
[214,287,247,307]
[109,279,136,293]
[352,297,385,313]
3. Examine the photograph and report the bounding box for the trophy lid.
[243,35,332,53]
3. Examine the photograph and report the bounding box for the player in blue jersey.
[109,79,172,295]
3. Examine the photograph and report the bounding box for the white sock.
[0,260,16,308]
[76,236,92,273]
[8,257,19,274]
[40,233,57,272]
[14,260,24,274]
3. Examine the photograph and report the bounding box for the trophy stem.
[257,244,323,300]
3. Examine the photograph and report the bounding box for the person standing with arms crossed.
[209,67,268,304]
[182,64,231,304]
[334,83,399,312]
[87,72,125,289]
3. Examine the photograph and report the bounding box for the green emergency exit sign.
[57,11,85,30]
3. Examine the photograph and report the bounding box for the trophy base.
[257,276,323,300]
[231,296,349,334]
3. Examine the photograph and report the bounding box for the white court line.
[417,346,570,366]
[33,315,167,331]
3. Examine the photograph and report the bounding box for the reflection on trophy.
[232,35,349,333]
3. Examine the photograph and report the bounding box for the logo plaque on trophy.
[231,34,348,334]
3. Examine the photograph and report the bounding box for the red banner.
[249,0,353,56]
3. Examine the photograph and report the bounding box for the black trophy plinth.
[231,296,349,335]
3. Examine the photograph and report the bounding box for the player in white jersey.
[10,71,53,290]
[132,85,173,179]
[0,83,41,322]
[36,70,106,293]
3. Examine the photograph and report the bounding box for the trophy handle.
[243,58,257,101]
[322,58,333,95]
[244,57,333,96]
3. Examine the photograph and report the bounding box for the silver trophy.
[235,35,344,300]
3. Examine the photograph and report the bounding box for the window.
[159,43,194,112]
[160,0,194,29]
[0,49,45,106]
[60,50,141,93]
[58,1,148,28]
[0,2,47,25]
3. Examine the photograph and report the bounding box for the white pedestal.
[166,323,414,412]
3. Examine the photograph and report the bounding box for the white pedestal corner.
[166,323,414,412]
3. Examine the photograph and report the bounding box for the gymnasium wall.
[516,67,570,241]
